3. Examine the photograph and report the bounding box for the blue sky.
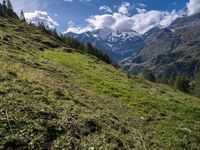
[8,0,200,34]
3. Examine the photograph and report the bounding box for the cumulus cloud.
[87,14,116,29]
[24,11,59,29]
[99,5,113,13]
[65,1,183,34]
[130,9,180,33]
[84,9,181,34]
[118,2,131,15]
[136,3,146,8]
[187,0,200,16]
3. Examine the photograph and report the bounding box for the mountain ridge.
[121,13,200,79]
[65,28,145,62]
[66,14,200,80]
[66,13,200,80]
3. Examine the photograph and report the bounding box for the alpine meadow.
[0,0,200,149]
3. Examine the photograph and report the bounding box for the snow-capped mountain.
[66,13,200,80]
[65,28,145,62]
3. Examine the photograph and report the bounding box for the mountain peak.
[65,28,144,62]
[91,28,140,40]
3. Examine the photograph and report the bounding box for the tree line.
[0,0,18,18]
[61,37,111,64]
[143,69,200,98]
[0,0,112,64]
[36,22,112,64]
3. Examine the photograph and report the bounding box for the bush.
[194,72,200,98]
[143,69,156,82]
[174,75,190,93]
[157,73,168,84]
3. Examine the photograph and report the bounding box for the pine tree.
[86,43,93,54]
[2,0,6,14]
[6,0,13,11]
[38,22,46,31]
[3,0,13,17]
[194,72,200,98]
[3,0,6,6]
[20,9,25,21]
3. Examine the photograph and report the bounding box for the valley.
[67,14,200,81]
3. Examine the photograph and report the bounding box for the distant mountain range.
[65,25,163,63]
[65,28,145,63]
[65,13,200,79]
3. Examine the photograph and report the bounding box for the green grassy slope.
[1,17,200,149]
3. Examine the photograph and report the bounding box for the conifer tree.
[2,0,6,14]
[86,43,93,54]
[38,22,46,31]
[3,0,6,6]
[20,9,26,21]
[6,0,13,11]
[2,0,14,17]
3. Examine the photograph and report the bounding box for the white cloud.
[64,0,91,2]
[99,5,113,13]
[136,3,146,8]
[118,2,131,15]
[24,11,59,29]
[64,0,73,2]
[85,9,181,34]
[64,21,92,34]
[65,1,183,34]
[87,14,116,29]
[187,0,200,16]
[80,0,91,1]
